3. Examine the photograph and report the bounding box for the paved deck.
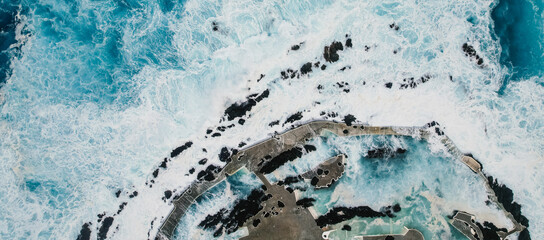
[155,120,524,240]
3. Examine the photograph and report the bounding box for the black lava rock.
[310,177,319,186]
[164,190,172,199]
[392,203,401,212]
[259,146,315,174]
[98,217,114,240]
[343,114,357,126]
[475,221,507,240]
[284,112,303,125]
[296,198,316,208]
[76,222,91,240]
[316,206,388,227]
[219,147,232,163]
[171,141,193,158]
[268,120,280,127]
[342,225,352,231]
[224,89,270,121]
[486,175,530,228]
[197,165,222,182]
[345,38,352,48]
[199,189,267,235]
[324,41,344,63]
[300,62,312,75]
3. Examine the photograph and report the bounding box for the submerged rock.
[315,206,388,228]
[366,147,407,158]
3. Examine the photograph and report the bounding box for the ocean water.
[0,0,542,239]
[491,0,544,93]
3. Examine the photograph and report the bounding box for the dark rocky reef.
[343,114,357,126]
[315,206,389,228]
[486,175,530,235]
[300,62,313,75]
[224,89,270,121]
[259,145,316,174]
[268,120,280,127]
[324,41,344,63]
[170,141,193,158]
[199,189,268,237]
[296,198,316,208]
[98,217,114,240]
[197,165,223,182]
[76,222,92,240]
[218,147,234,163]
[462,43,484,66]
[399,74,431,89]
[283,112,303,126]
[366,147,407,158]
[475,221,507,240]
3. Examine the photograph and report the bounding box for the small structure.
[357,227,424,240]
[449,211,483,240]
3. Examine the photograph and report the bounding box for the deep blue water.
[1,0,186,106]
[492,0,544,93]
[0,0,20,85]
